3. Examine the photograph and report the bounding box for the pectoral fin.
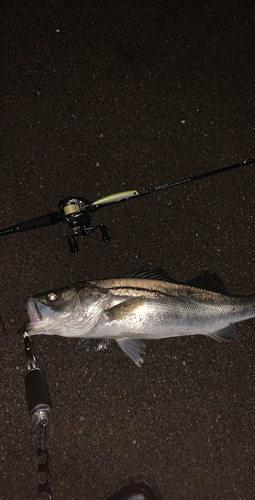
[105,298,146,320]
[78,338,110,351]
[116,338,145,367]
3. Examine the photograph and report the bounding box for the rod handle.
[25,368,52,425]
[16,212,60,232]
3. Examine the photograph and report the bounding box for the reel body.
[58,197,109,252]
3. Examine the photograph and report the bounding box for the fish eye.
[48,292,58,301]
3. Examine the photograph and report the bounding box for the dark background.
[1,1,255,499]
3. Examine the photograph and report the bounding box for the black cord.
[38,425,52,499]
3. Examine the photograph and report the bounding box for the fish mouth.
[26,298,52,328]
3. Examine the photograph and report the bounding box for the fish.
[26,269,255,366]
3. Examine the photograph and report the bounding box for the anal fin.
[116,338,145,367]
[208,325,236,342]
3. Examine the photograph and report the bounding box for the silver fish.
[26,269,255,366]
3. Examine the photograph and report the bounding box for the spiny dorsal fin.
[184,271,228,295]
[120,268,228,294]
[120,268,176,283]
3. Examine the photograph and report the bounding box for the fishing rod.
[0,158,254,253]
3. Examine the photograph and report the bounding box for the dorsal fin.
[120,268,228,294]
[184,271,228,295]
[120,268,176,283]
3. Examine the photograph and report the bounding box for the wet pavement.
[1,1,255,499]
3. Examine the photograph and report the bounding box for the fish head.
[26,281,110,337]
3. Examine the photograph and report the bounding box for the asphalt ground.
[1,1,255,499]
